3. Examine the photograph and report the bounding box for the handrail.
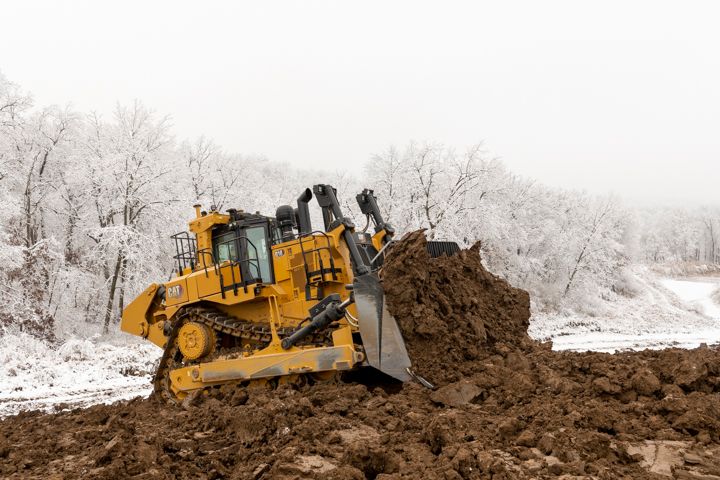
[171,231,197,274]
[216,235,262,276]
[296,231,338,297]
[196,248,219,278]
[170,230,268,297]
[215,233,265,295]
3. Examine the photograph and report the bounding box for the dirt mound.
[2,231,720,479]
[382,230,531,385]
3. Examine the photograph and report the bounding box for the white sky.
[1,1,718,205]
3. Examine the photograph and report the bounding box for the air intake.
[426,241,461,258]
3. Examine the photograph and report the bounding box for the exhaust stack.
[296,188,313,235]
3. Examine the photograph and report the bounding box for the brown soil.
[2,231,720,479]
[382,231,532,385]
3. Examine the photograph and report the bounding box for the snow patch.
[658,277,720,320]
[0,333,161,417]
[530,268,720,352]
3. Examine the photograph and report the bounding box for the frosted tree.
[635,207,720,268]
[0,74,76,337]
[562,196,626,297]
[366,142,497,240]
[20,107,75,248]
[179,136,251,211]
[365,146,408,226]
[701,214,719,264]
[79,102,174,332]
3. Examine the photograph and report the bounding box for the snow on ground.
[530,268,720,352]
[0,333,160,417]
[660,277,720,320]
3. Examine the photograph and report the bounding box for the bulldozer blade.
[353,273,412,381]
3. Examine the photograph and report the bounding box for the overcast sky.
[1,1,718,205]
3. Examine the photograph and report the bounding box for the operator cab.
[211,210,277,284]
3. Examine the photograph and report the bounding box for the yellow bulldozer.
[121,184,454,404]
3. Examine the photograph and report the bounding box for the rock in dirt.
[429,380,482,407]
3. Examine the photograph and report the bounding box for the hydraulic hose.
[281,297,353,350]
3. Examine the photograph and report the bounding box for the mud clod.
[2,230,720,479]
[429,380,483,407]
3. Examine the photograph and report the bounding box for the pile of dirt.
[2,231,720,480]
[382,230,531,385]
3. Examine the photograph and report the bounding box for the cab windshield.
[245,226,272,283]
[213,226,273,284]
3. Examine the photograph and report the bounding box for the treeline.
[637,207,720,265]
[0,72,717,339]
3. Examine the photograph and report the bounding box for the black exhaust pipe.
[297,188,313,235]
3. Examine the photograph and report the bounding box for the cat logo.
[167,285,183,299]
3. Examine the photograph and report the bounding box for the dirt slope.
[382,231,531,385]
[2,231,720,480]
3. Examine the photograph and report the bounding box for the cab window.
[214,232,238,263]
[245,226,272,283]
